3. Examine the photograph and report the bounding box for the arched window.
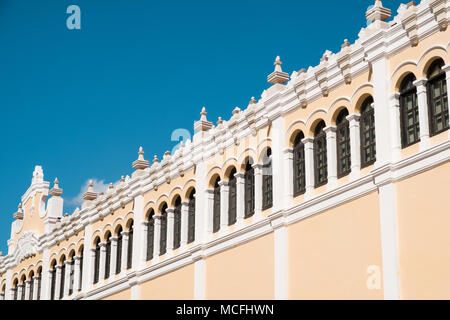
[105,233,112,279]
[12,279,18,300]
[188,189,196,243]
[116,227,122,275]
[213,177,221,233]
[68,253,75,296]
[360,96,376,168]
[427,59,448,136]
[336,109,351,178]
[314,120,328,187]
[244,160,255,218]
[20,275,26,300]
[293,132,306,196]
[160,204,168,256]
[228,168,237,226]
[77,247,83,293]
[174,197,182,249]
[262,149,273,210]
[50,261,56,300]
[28,271,34,300]
[36,267,42,300]
[146,210,155,261]
[400,73,420,148]
[93,238,100,284]
[1,284,5,301]
[127,221,134,270]
[59,256,66,299]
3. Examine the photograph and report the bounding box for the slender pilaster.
[140,222,148,265]
[274,222,288,300]
[32,276,39,300]
[54,265,62,300]
[324,126,337,189]
[180,200,189,247]
[194,258,206,300]
[121,231,129,273]
[271,118,285,211]
[24,280,30,300]
[235,172,245,226]
[99,242,106,282]
[153,216,161,260]
[347,113,361,180]
[253,163,263,219]
[413,78,430,150]
[389,93,402,162]
[73,256,81,295]
[82,224,93,292]
[283,148,294,207]
[443,64,450,138]
[64,260,72,297]
[166,208,175,254]
[219,180,229,234]
[205,188,215,236]
[110,237,118,276]
[302,137,315,199]
[132,194,144,270]
[89,248,96,286]
[17,284,24,300]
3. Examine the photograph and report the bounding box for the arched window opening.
[1,284,5,301]
[427,59,448,136]
[36,268,42,300]
[78,247,83,293]
[360,96,376,168]
[68,253,75,296]
[160,204,168,256]
[93,238,100,284]
[213,177,221,233]
[174,196,182,250]
[188,189,196,243]
[127,221,134,270]
[146,209,155,261]
[50,261,56,300]
[105,233,112,279]
[228,168,237,226]
[13,279,18,301]
[262,149,273,210]
[244,160,255,218]
[20,276,26,300]
[400,73,420,148]
[28,271,34,300]
[59,256,66,300]
[314,120,328,187]
[116,227,123,275]
[293,132,306,196]
[336,109,351,178]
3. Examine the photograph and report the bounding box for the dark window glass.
[314,121,328,187]
[127,222,133,269]
[293,132,306,196]
[93,241,100,284]
[360,97,376,168]
[37,273,41,300]
[262,149,273,210]
[147,211,154,261]
[427,59,449,136]
[213,178,221,233]
[188,191,196,243]
[29,275,34,300]
[160,204,167,255]
[68,260,74,296]
[78,251,83,292]
[336,109,351,178]
[116,229,122,274]
[174,197,182,249]
[400,73,420,148]
[228,169,237,226]
[105,237,111,279]
[244,161,255,218]
[50,266,56,300]
[13,281,18,301]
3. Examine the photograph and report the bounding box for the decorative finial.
[50,177,63,197]
[249,97,256,104]
[82,179,98,201]
[13,204,24,220]
[194,106,213,132]
[342,39,350,48]
[153,155,159,163]
[267,56,290,85]
[232,107,241,115]
[366,0,391,23]
[120,176,125,183]
[132,146,149,170]
[216,117,223,125]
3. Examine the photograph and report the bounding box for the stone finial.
[120,176,125,183]
[31,165,44,184]
[366,0,391,22]
[82,180,98,201]
[107,183,114,195]
[342,39,350,48]
[13,204,24,220]
[132,146,149,170]
[249,97,257,104]
[194,107,213,132]
[267,56,290,85]
[50,177,63,197]
[232,107,241,115]
[216,117,223,125]
[153,155,159,163]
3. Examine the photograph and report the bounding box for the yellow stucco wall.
[288,191,383,299]
[205,233,274,299]
[397,162,450,299]
[140,263,195,300]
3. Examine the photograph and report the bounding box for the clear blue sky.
[0,0,401,254]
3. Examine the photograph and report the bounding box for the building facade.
[0,0,449,300]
